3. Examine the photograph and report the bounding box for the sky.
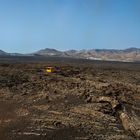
[0,0,140,53]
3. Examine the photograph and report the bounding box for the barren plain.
[0,56,140,140]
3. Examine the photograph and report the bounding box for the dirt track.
[0,56,140,140]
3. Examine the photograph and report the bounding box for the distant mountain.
[9,53,25,56]
[34,48,62,56]
[0,50,24,56]
[123,47,140,53]
[34,47,140,62]
[0,50,8,55]
[0,47,140,62]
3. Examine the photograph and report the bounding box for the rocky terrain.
[0,56,140,140]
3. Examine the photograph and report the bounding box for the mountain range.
[0,47,140,62]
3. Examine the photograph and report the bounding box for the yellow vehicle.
[46,67,55,73]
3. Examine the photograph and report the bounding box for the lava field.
[0,56,140,140]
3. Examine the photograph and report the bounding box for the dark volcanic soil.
[0,56,140,140]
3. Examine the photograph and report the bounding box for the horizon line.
[0,47,140,54]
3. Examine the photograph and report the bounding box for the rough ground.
[0,56,140,140]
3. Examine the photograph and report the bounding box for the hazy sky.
[0,0,140,53]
